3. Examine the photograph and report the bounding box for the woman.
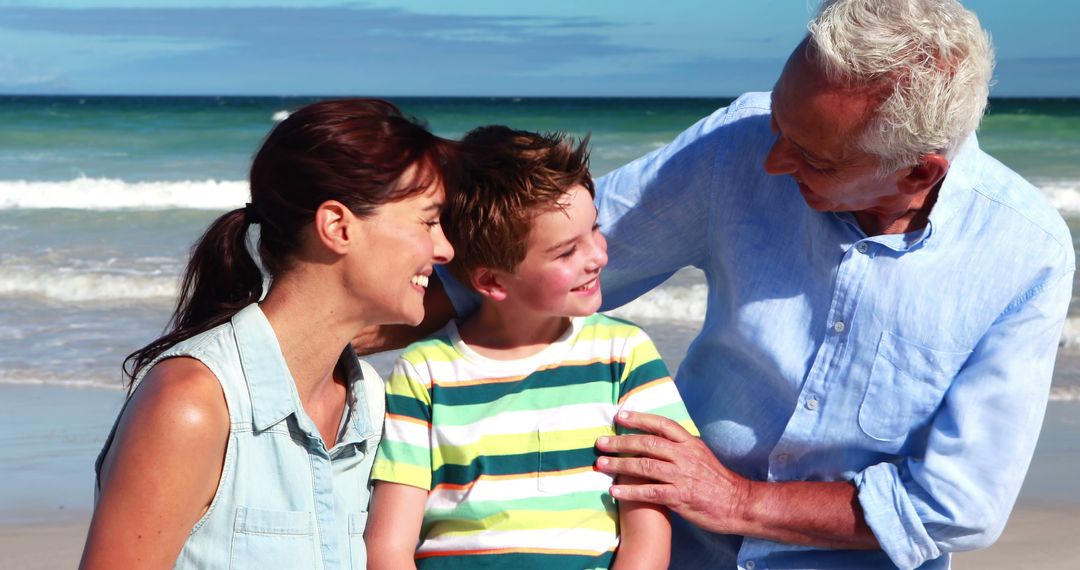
[80,99,454,570]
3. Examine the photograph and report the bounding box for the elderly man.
[379,0,1074,568]
[581,0,1074,568]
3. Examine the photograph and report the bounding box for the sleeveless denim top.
[95,303,384,570]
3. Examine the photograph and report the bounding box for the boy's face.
[492,185,607,319]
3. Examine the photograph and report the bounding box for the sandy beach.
[3,505,1077,569]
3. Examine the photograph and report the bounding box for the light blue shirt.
[593,92,1075,569]
[440,92,1074,569]
[96,304,384,569]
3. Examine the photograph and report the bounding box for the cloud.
[0,5,673,94]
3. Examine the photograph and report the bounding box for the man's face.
[764,42,909,217]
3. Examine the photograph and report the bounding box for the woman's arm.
[612,475,671,570]
[365,481,428,570]
[80,357,229,570]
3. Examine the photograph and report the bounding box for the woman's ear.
[470,267,508,302]
[313,200,353,254]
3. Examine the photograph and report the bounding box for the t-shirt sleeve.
[371,355,434,490]
[616,327,699,437]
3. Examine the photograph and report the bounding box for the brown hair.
[445,125,592,288]
[124,98,453,387]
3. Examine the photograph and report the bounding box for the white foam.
[1049,386,1080,402]
[1059,316,1080,349]
[0,376,122,390]
[1037,179,1080,216]
[0,177,248,210]
[605,284,708,322]
[272,110,290,122]
[0,267,177,302]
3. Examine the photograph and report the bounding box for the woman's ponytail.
[122,207,263,388]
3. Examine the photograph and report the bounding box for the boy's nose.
[588,233,608,271]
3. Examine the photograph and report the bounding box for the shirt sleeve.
[596,104,739,311]
[616,325,700,437]
[371,355,435,490]
[855,265,1074,569]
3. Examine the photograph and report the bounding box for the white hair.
[808,0,994,174]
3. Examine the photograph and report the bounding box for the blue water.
[1,96,1079,402]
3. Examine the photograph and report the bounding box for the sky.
[1,0,1077,97]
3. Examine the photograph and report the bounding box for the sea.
[2,94,1080,405]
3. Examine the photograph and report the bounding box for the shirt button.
[857,242,869,254]
[805,397,819,411]
[745,561,757,570]
[776,453,791,464]
[833,320,846,333]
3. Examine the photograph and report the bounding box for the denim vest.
[95,304,384,570]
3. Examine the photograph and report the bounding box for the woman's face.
[347,176,453,327]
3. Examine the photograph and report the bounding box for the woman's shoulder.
[127,357,230,442]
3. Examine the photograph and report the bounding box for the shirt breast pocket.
[858,331,972,443]
[229,506,317,569]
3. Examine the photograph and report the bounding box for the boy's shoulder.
[580,313,648,339]
[397,323,460,366]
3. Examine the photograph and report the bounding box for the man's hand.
[596,411,878,550]
[595,410,751,535]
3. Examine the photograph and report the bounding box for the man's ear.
[898,153,949,196]
[470,267,508,302]
[313,200,352,254]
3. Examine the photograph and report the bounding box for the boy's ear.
[470,267,508,302]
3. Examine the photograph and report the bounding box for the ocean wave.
[1037,179,1080,216]
[0,268,177,302]
[0,177,248,210]
[1049,385,1080,402]
[604,284,709,322]
[0,376,122,390]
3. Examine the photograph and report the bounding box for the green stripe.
[435,361,626,407]
[417,550,614,570]
[620,358,670,392]
[431,382,613,426]
[433,447,602,487]
[386,393,431,422]
[426,491,615,521]
[374,439,429,469]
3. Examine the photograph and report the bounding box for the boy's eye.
[557,246,576,259]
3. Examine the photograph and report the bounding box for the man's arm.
[596,412,879,550]
[598,265,1073,565]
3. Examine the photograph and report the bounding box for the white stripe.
[432,402,615,446]
[417,527,617,554]
[427,469,613,507]
[382,415,430,448]
[620,381,683,412]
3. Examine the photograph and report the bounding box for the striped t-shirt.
[372,313,699,569]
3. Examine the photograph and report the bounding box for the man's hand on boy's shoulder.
[352,272,456,355]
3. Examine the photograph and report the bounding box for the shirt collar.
[231,303,373,440]
[833,133,979,253]
[232,303,303,432]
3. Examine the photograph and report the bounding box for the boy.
[365,126,699,569]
